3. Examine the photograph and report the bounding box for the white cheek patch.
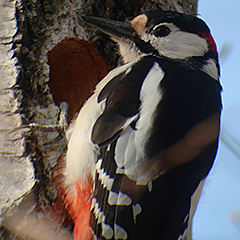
[140,23,209,59]
[150,32,208,59]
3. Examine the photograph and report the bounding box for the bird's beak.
[81,16,136,40]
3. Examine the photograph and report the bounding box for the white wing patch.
[96,159,114,191]
[108,191,132,206]
[115,62,164,183]
[114,224,128,240]
[91,198,115,239]
[102,222,114,239]
[89,226,97,240]
[96,158,103,172]
[93,201,100,218]
[116,167,125,174]
[132,203,142,223]
[91,197,97,211]
[115,125,137,171]
[148,181,153,192]
[117,191,132,205]
[108,191,118,205]
[97,210,105,224]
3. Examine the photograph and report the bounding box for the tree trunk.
[0,0,198,238]
[0,0,35,228]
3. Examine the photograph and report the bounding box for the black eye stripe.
[153,26,170,37]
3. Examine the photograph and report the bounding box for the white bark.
[0,0,35,216]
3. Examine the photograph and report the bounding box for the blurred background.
[193,0,240,239]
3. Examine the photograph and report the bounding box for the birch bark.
[0,0,35,218]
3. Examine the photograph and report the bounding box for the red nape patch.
[199,32,217,54]
[65,178,94,240]
[48,38,111,123]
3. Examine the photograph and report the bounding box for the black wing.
[89,56,222,240]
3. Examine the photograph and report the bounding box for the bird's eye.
[153,26,170,37]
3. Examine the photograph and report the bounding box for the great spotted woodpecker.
[64,10,222,240]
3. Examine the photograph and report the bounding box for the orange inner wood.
[48,38,110,123]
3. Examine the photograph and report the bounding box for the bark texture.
[0,0,198,238]
[0,0,35,220]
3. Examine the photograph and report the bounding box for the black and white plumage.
[65,10,222,240]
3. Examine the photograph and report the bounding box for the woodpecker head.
[82,10,219,80]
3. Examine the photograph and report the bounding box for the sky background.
[193,0,240,239]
